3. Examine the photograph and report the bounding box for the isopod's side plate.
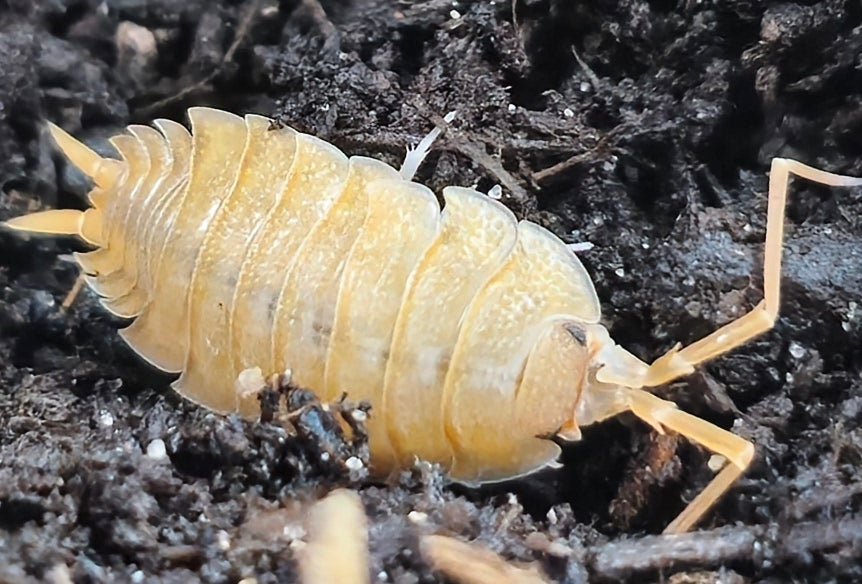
[229,131,350,416]
[77,134,150,284]
[174,115,299,414]
[442,220,601,482]
[101,125,174,316]
[119,107,248,373]
[382,186,519,472]
[90,127,162,300]
[324,178,441,472]
[272,156,402,397]
[137,120,193,297]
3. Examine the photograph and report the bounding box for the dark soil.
[2,1,862,582]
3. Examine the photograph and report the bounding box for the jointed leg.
[645,158,862,387]
[626,389,754,534]
[61,273,86,312]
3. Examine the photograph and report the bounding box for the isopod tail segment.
[579,158,862,535]
[46,122,124,191]
[3,122,123,246]
[3,123,128,312]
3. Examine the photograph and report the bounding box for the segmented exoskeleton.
[7,107,861,534]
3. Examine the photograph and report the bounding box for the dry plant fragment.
[299,489,369,584]
[6,106,862,533]
[420,534,551,584]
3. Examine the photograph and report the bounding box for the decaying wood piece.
[589,514,862,579]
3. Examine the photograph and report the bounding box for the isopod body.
[8,107,862,534]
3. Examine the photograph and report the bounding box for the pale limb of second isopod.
[399,111,458,180]
[625,157,862,533]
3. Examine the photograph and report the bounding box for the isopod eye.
[562,322,587,346]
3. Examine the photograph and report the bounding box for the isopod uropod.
[6,107,861,534]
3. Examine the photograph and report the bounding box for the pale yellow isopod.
[7,107,862,534]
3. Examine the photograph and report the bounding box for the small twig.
[531,144,607,185]
[531,124,625,185]
[780,479,862,522]
[448,138,535,213]
[588,515,862,579]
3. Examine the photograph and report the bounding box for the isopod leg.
[643,158,862,387]
[626,389,754,534]
[62,273,87,312]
